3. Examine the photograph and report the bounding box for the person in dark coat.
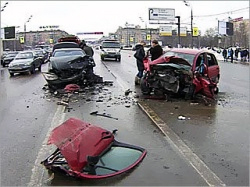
[222,48,227,62]
[133,41,146,85]
[230,48,234,63]
[148,40,163,61]
[79,40,94,57]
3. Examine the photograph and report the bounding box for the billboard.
[218,21,234,36]
[218,21,227,35]
[149,8,175,21]
[4,26,15,39]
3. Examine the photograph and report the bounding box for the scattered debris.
[125,89,132,96]
[26,106,29,108]
[90,111,118,120]
[64,84,80,93]
[57,101,68,106]
[178,115,186,120]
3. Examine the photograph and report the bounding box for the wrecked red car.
[41,118,147,179]
[141,48,220,99]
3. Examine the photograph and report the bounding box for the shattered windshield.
[164,51,195,65]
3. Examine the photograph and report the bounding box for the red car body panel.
[47,118,114,172]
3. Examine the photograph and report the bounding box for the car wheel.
[38,64,42,71]
[140,77,151,95]
[214,86,219,94]
[101,57,104,61]
[2,63,5,67]
[30,65,35,74]
[118,58,121,62]
[9,72,14,77]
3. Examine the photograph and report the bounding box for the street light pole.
[184,0,193,48]
[1,2,9,12]
[24,15,33,46]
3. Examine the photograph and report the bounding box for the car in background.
[58,35,81,45]
[34,49,48,64]
[52,42,80,53]
[8,51,43,76]
[1,51,19,67]
[100,40,121,61]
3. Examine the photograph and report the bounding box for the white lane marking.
[28,104,66,187]
[138,102,226,187]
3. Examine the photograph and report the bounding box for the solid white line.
[28,104,66,187]
[138,101,226,187]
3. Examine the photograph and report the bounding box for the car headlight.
[42,72,58,81]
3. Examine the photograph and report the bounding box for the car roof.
[53,48,83,52]
[169,48,209,55]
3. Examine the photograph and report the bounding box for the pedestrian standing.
[230,48,234,63]
[148,40,163,61]
[79,40,94,57]
[222,48,227,62]
[133,41,146,85]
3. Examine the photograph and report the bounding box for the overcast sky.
[1,1,249,39]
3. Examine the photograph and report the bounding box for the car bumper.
[9,66,31,73]
[101,54,121,58]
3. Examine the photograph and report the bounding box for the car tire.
[38,64,42,71]
[140,77,151,95]
[2,63,5,67]
[30,65,35,74]
[101,57,104,61]
[118,58,121,62]
[214,86,219,94]
[9,72,14,77]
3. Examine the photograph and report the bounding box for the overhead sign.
[149,8,175,21]
[39,25,59,29]
[232,17,243,22]
[76,32,103,35]
[159,26,172,36]
[125,23,135,28]
[193,27,199,37]
[226,22,234,36]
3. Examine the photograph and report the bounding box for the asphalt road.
[0,50,249,186]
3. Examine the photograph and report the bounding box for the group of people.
[222,47,249,63]
[133,39,163,85]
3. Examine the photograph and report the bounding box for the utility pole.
[184,1,193,48]
[24,15,33,46]
[175,16,181,47]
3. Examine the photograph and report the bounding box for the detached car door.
[205,53,220,83]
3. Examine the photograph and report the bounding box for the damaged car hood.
[151,56,192,67]
[50,55,85,70]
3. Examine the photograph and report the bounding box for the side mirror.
[100,46,103,49]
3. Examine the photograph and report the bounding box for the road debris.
[90,111,118,120]
[178,115,186,120]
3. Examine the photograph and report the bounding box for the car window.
[207,53,218,66]
[15,52,33,59]
[196,53,206,67]
[102,42,120,48]
[53,50,84,57]
[164,51,195,65]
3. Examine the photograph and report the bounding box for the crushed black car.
[43,48,102,89]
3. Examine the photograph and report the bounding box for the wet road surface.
[0,50,249,186]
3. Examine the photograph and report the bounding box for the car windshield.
[15,52,33,59]
[53,50,84,57]
[102,42,120,48]
[164,51,195,65]
[6,53,18,57]
[34,51,43,55]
